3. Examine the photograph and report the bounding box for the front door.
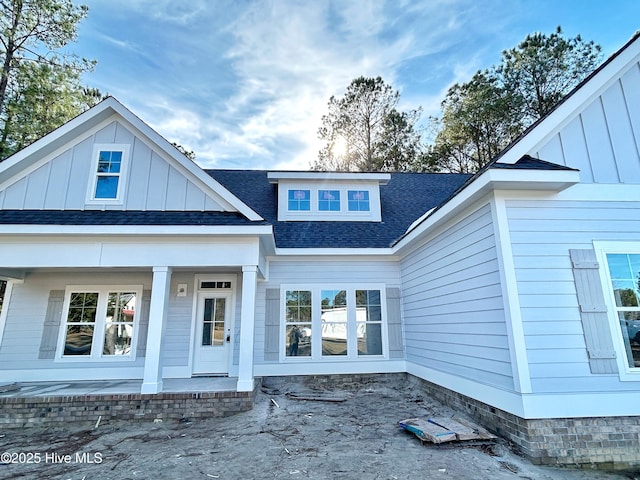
[193,293,232,374]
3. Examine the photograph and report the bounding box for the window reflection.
[607,254,640,368]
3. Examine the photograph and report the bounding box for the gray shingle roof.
[0,171,472,248]
[0,210,264,226]
[490,155,578,171]
[208,170,471,248]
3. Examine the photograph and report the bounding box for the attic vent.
[200,281,231,289]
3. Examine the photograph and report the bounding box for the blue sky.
[71,0,640,170]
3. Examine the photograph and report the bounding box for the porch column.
[141,266,172,394]
[237,265,257,392]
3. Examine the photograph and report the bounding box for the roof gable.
[0,97,263,220]
[494,32,640,182]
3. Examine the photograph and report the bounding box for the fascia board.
[0,225,273,236]
[268,171,391,184]
[484,168,581,190]
[498,37,640,164]
[274,247,396,256]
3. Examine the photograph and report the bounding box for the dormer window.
[318,190,340,211]
[348,190,370,211]
[288,189,310,211]
[270,172,389,222]
[86,144,130,204]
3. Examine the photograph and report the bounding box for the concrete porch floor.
[0,377,241,398]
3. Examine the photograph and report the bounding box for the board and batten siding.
[507,198,640,393]
[0,271,151,377]
[400,203,513,390]
[527,61,640,184]
[254,259,401,364]
[0,121,225,211]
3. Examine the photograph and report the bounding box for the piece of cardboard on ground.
[399,416,497,444]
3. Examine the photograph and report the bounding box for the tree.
[0,0,98,159]
[313,76,422,172]
[499,26,602,122]
[427,71,524,173]
[427,27,602,173]
[1,62,102,156]
[375,109,423,171]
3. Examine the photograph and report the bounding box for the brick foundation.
[0,387,257,429]
[265,373,640,468]
[406,375,640,470]
[262,372,402,391]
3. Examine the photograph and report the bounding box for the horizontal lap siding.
[507,199,640,393]
[400,203,513,390]
[162,273,195,367]
[254,260,401,364]
[0,272,150,373]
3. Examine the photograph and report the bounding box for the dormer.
[268,172,390,222]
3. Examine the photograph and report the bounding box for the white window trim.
[280,284,388,362]
[55,284,143,362]
[594,241,640,381]
[346,189,372,212]
[278,182,382,222]
[85,143,131,205]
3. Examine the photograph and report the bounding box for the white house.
[1,32,640,467]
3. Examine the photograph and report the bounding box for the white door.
[193,293,232,374]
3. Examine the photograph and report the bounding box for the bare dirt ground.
[1,379,638,480]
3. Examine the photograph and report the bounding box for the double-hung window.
[283,285,386,360]
[87,144,129,203]
[605,254,640,369]
[58,285,141,360]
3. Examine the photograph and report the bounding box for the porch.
[0,377,259,428]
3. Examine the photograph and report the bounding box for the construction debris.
[399,416,496,444]
[286,392,350,402]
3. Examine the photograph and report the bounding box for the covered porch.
[0,232,271,396]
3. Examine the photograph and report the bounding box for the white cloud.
[197,0,423,169]
[104,0,210,24]
[82,0,531,170]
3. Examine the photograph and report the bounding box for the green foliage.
[0,0,99,160]
[427,71,523,173]
[500,26,602,122]
[171,142,196,161]
[313,76,422,172]
[427,27,602,173]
